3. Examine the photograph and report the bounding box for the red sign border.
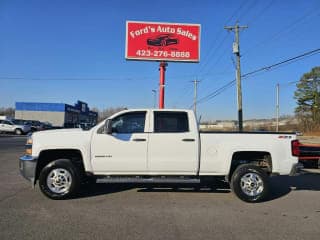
[125,20,201,63]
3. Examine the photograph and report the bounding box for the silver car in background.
[0,119,31,135]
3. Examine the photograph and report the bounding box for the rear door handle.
[132,138,146,142]
[182,138,195,142]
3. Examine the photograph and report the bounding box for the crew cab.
[19,109,302,202]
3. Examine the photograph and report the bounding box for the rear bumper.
[289,162,304,176]
[19,155,37,185]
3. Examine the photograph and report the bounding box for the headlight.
[26,136,32,145]
[25,135,33,155]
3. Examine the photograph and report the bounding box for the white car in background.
[0,119,31,135]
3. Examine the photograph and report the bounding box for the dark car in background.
[11,119,31,126]
[26,120,44,132]
[42,122,53,130]
[147,34,179,46]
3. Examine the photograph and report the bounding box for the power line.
[243,4,320,56]
[190,79,236,108]
[225,0,249,24]
[242,48,320,78]
[194,47,320,107]
[0,76,150,81]
[246,0,275,25]
[239,0,258,23]
[195,33,230,77]
[172,82,194,107]
[199,36,233,77]
[193,0,249,77]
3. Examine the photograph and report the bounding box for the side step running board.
[96,177,200,184]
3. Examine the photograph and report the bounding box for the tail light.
[291,140,300,156]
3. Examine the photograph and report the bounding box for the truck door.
[148,111,199,175]
[91,111,149,174]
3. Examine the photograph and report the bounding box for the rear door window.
[154,112,189,133]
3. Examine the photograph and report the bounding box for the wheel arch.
[228,151,272,181]
[35,149,85,183]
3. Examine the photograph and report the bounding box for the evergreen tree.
[294,66,320,131]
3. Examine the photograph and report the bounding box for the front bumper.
[19,155,37,185]
[289,162,304,176]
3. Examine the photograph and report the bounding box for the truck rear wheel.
[39,159,80,200]
[230,164,269,203]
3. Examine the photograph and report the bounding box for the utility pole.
[276,83,279,132]
[152,89,157,108]
[192,79,200,117]
[224,22,248,131]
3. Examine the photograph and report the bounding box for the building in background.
[15,100,98,127]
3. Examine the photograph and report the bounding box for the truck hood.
[35,128,83,134]
[32,128,86,140]
[31,128,92,156]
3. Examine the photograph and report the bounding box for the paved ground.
[0,136,320,240]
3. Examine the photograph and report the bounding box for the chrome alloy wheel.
[240,173,264,197]
[46,168,72,194]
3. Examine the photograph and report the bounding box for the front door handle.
[182,138,195,142]
[132,138,146,142]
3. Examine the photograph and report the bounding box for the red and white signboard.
[126,21,201,62]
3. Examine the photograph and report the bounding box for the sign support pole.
[159,62,167,109]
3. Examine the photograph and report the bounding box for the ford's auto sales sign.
[126,21,201,62]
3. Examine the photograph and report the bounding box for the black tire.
[230,164,269,203]
[15,128,22,135]
[39,159,80,200]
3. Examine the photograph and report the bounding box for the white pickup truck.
[19,109,302,202]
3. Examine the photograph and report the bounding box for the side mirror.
[105,119,112,134]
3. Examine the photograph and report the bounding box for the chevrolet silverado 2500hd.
[19,109,302,202]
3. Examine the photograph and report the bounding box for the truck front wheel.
[230,164,269,202]
[39,159,80,200]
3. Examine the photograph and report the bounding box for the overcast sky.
[1,0,319,120]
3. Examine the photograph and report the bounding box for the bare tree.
[0,107,15,118]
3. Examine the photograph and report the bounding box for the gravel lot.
[0,136,320,240]
[299,135,320,144]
